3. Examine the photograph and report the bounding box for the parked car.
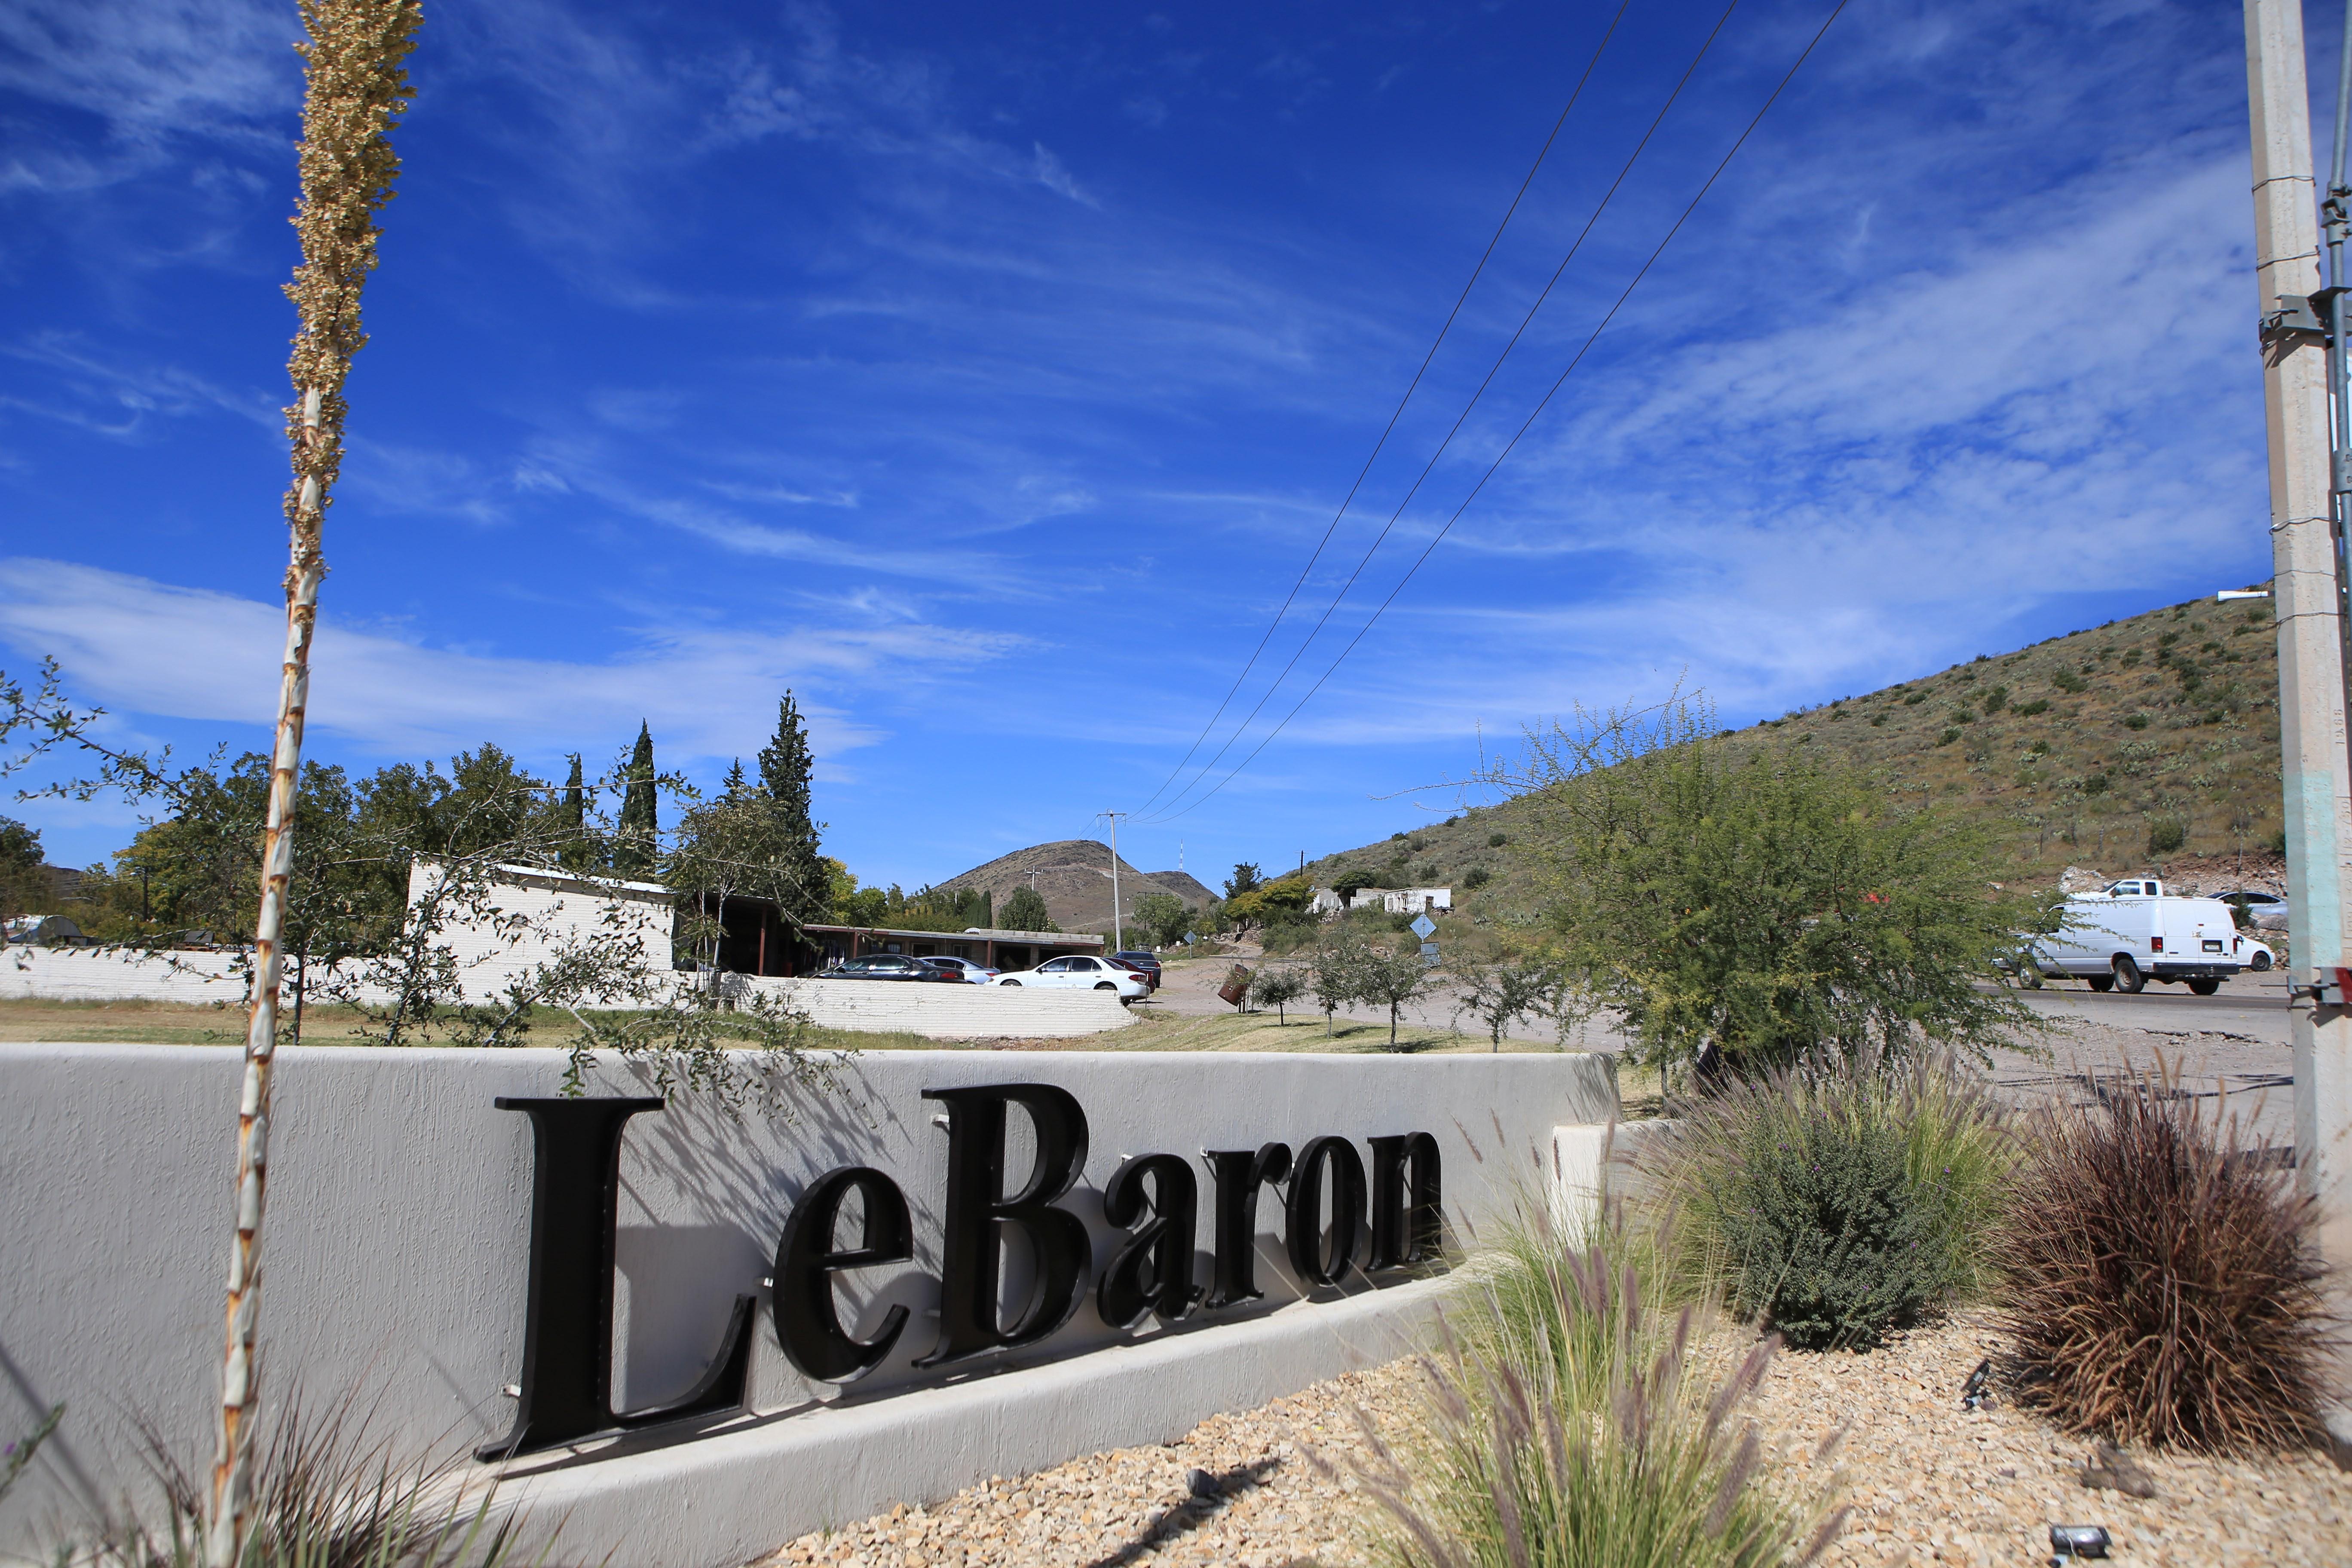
[2027,881,2249,994]
[1110,950,1163,991]
[2206,888,2290,931]
[992,954,1149,1000]
[823,953,964,982]
[2241,936,2277,972]
[919,956,998,984]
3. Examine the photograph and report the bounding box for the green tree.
[1224,862,1262,899]
[1454,956,1557,1052]
[612,722,657,875]
[1308,927,1368,1036]
[0,815,44,922]
[555,753,592,870]
[756,692,830,925]
[999,885,1055,932]
[1502,696,2041,1080]
[1133,891,1191,947]
[1248,965,1308,1024]
[1353,939,1438,1051]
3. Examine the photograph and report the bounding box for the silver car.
[2208,889,2289,931]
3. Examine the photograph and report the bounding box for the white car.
[2241,937,2277,972]
[992,954,1149,1000]
[919,956,998,984]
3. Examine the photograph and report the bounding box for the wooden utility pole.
[2244,0,2352,1446]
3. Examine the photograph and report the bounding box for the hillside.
[937,839,1204,937]
[1301,591,2288,915]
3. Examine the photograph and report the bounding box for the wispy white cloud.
[0,559,1028,764]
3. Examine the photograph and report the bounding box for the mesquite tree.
[212,3,422,1562]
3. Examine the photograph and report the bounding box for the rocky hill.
[937,839,1207,937]
[1299,591,2288,916]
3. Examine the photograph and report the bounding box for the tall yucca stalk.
[211,4,423,1563]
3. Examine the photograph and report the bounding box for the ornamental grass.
[1320,1205,1846,1568]
[1994,1061,2334,1452]
[70,1389,530,1568]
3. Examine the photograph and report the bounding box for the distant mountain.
[1300,591,2287,910]
[1146,870,1219,906]
[937,839,1208,937]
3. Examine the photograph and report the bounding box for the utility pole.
[1102,812,1127,951]
[2245,0,2352,1442]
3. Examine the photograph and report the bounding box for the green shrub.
[1995,1065,2330,1450]
[1902,691,1927,706]
[2052,669,2088,693]
[1463,865,1491,888]
[1635,1055,2012,1350]
[1936,727,1962,746]
[2014,698,2050,716]
[1982,685,2008,714]
[2123,712,2149,730]
[2147,817,2185,854]
[1487,830,1508,848]
[1338,1213,1845,1568]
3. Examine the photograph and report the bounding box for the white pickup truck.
[2027,879,2251,994]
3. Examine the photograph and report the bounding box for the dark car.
[824,953,962,982]
[1111,950,1163,991]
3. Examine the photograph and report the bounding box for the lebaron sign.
[479,1082,1444,1458]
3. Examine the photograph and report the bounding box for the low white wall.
[738,974,1136,1038]
[0,949,1133,1039]
[0,1043,1616,1565]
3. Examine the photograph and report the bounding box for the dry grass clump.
[1320,1210,1846,1567]
[1994,1063,2333,1452]
[69,1392,525,1568]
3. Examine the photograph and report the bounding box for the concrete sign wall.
[0,1044,1616,1565]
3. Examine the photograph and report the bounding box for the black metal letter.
[916,1083,1093,1366]
[772,1166,914,1382]
[1285,1136,1368,1288]
[1096,1154,1200,1329]
[1367,1132,1443,1271]
[479,1096,758,1458]
[1200,1143,1291,1308]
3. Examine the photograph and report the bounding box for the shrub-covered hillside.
[1305,592,2285,911]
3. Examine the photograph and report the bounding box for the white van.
[2029,879,2249,995]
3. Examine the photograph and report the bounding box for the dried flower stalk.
[210,3,422,1562]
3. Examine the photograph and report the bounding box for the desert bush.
[1635,1054,2012,1349]
[1329,1210,1844,1568]
[2145,817,2185,855]
[1994,1065,2331,1451]
[1486,695,2043,1081]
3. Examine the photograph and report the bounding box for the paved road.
[2012,971,2292,1045]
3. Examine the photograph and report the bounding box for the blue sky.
[0,0,2283,890]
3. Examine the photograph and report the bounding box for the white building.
[1308,886,1452,916]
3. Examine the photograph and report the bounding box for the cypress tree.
[756,692,827,924]
[557,753,588,870]
[613,722,657,875]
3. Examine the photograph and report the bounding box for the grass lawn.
[0,997,1637,1084]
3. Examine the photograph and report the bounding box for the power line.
[1125,0,1635,819]
[1139,0,1854,827]
[1136,0,1745,826]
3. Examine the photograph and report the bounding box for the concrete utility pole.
[1102,812,1127,950]
[2244,0,2352,1435]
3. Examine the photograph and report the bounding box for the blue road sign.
[1410,913,1437,939]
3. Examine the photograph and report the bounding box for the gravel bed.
[760,1363,1424,1568]
[763,1308,2351,1568]
[1747,1310,2352,1568]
